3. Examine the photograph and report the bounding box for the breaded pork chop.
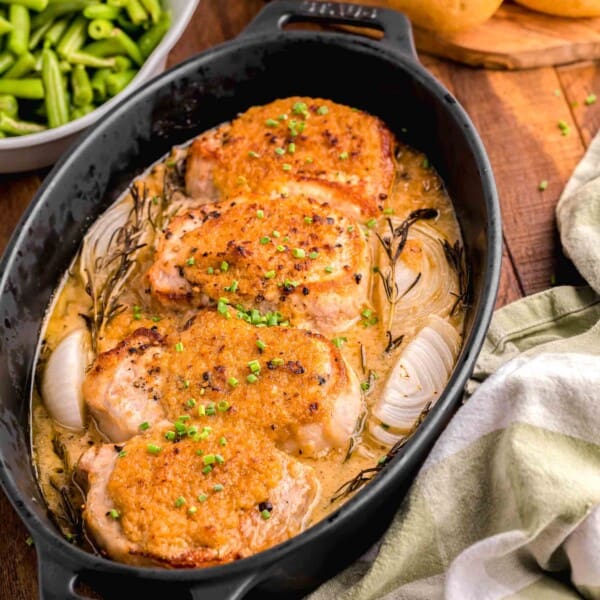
[83,311,362,457]
[185,97,395,218]
[78,422,320,567]
[147,194,370,332]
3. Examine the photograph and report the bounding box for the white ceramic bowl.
[0,0,199,174]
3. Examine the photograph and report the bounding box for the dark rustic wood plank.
[425,59,586,295]
[557,60,600,147]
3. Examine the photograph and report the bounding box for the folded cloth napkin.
[310,134,600,599]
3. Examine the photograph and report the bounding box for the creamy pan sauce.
[32,98,465,564]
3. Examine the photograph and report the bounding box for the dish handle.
[241,0,417,60]
[36,542,84,600]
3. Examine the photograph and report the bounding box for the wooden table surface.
[0,1,596,597]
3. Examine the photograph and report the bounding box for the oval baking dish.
[0,2,501,599]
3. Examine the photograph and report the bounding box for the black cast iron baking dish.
[0,1,501,598]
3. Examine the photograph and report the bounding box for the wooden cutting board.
[414,2,600,70]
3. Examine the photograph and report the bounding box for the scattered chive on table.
[0,0,593,597]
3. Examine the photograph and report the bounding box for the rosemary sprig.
[81,184,160,351]
[375,208,438,329]
[440,239,470,315]
[384,331,404,354]
[331,402,432,503]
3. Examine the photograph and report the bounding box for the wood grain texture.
[0,1,595,597]
[415,2,600,70]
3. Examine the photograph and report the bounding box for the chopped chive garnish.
[118,450,127,458]
[265,270,276,279]
[306,157,314,164]
[309,251,319,259]
[265,118,279,127]
[360,381,370,391]
[558,120,570,135]
[248,359,261,373]
[366,218,377,229]
[292,101,308,116]
[152,316,161,322]
[202,465,213,474]
[203,454,216,466]
[317,105,329,115]
[219,436,227,446]
[139,422,150,431]
[183,380,190,388]
[132,305,142,320]
[187,398,197,408]
[247,373,258,384]
[276,244,285,252]
[220,261,229,272]
[422,158,430,168]
[256,209,264,219]
[288,142,296,153]
[272,230,280,238]
[339,151,349,160]
[260,236,271,245]
[248,150,260,158]
[207,267,214,274]
[539,180,548,191]
[25,536,34,546]
[347,225,354,232]
[165,431,176,441]
[198,493,208,503]
[174,496,186,508]
[147,444,162,454]
[303,216,313,224]
[215,454,225,464]
[186,256,195,266]
[188,506,197,515]
[585,93,597,105]
[278,113,287,121]
[275,147,285,156]
[261,509,271,520]
[325,265,334,273]
[108,509,120,519]
[331,337,347,349]
[282,163,292,171]
[213,484,224,492]
[227,377,239,388]
[270,357,284,366]
[217,400,230,412]
[383,207,394,215]
[175,342,184,352]
[292,248,305,259]
[256,339,266,351]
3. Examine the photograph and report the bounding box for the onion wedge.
[41,328,91,430]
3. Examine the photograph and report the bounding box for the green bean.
[31,1,94,29]
[115,12,136,33]
[90,66,110,101]
[28,16,53,48]
[71,63,91,106]
[56,15,86,57]
[67,49,114,68]
[106,0,128,6]
[0,0,48,12]
[0,112,46,134]
[43,16,69,46]
[105,67,134,97]
[0,15,13,36]
[7,4,30,56]
[82,4,120,20]
[112,28,141,65]
[0,51,15,74]
[87,18,112,40]
[82,37,123,57]
[41,47,68,126]
[112,54,130,71]
[138,9,170,59]
[125,0,147,25]
[4,51,36,77]
[140,0,160,24]
[58,59,71,72]
[70,102,93,119]
[0,77,43,98]
[0,93,18,117]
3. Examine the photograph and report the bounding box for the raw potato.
[513,0,600,18]
[336,0,504,33]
